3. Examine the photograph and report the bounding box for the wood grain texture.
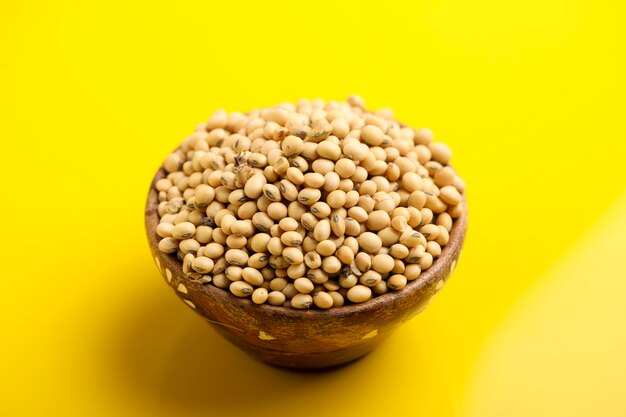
[146,167,467,370]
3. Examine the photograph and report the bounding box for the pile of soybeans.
[154,96,465,309]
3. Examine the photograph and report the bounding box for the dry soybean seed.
[304,172,325,188]
[298,188,321,205]
[294,277,315,294]
[172,221,196,240]
[279,217,299,231]
[281,231,303,247]
[204,242,225,258]
[263,183,281,201]
[156,222,174,238]
[327,190,347,209]
[225,266,243,281]
[418,252,434,270]
[317,140,342,160]
[399,229,424,248]
[330,214,346,237]
[436,212,453,231]
[252,287,269,304]
[279,180,298,201]
[311,202,331,218]
[389,244,410,259]
[348,206,368,222]
[419,224,440,241]
[355,252,372,272]
[268,291,286,306]
[344,218,361,236]
[244,174,266,199]
[429,142,453,165]
[388,274,407,290]
[195,225,213,243]
[405,264,421,281]
[158,237,179,253]
[291,293,313,309]
[270,277,288,291]
[242,267,264,286]
[301,213,319,230]
[286,167,305,185]
[192,256,214,274]
[231,220,251,236]
[225,249,249,266]
[337,273,357,288]
[316,240,337,257]
[427,241,442,257]
[323,172,340,193]
[230,281,253,297]
[360,270,382,287]
[439,185,462,206]
[391,216,408,232]
[283,247,304,264]
[313,291,334,309]
[267,202,288,220]
[347,285,372,303]
[322,256,342,274]
[281,283,298,299]
[372,254,395,274]
[436,225,450,246]
[361,125,384,146]
[335,158,356,179]
[357,232,382,253]
[314,219,331,241]
[434,166,456,187]
[336,245,355,264]
[304,252,322,269]
[366,210,390,231]
[282,135,304,156]
[248,253,269,268]
[329,291,345,307]
[308,268,329,284]
[179,239,200,254]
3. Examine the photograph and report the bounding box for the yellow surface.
[1,1,625,416]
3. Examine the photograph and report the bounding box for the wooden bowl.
[146,167,467,370]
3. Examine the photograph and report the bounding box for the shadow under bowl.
[146,167,467,370]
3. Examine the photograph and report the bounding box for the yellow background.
[1,1,625,416]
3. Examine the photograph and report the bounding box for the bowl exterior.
[146,170,467,369]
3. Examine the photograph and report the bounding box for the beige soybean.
[347,285,372,303]
[158,237,179,253]
[366,210,390,231]
[357,232,382,253]
[439,185,462,206]
[230,281,253,297]
[360,270,382,287]
[172,222,196,240]
[429,142,452,165]
[268,291,286,306]
[283,247,304,264]
[263,184,281,201]
[387,274,407,290]
[291,293,313,309]
[251,287,269,304]
[156,222,174,238]
[294,277,314,294]
[282,135,304,156]
[192,256,214,274]
[361,125,384,146]
[313,291,334,309]
[242,267,264,286]
[372,254,395,274]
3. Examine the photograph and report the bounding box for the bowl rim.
[146,163,467,319]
